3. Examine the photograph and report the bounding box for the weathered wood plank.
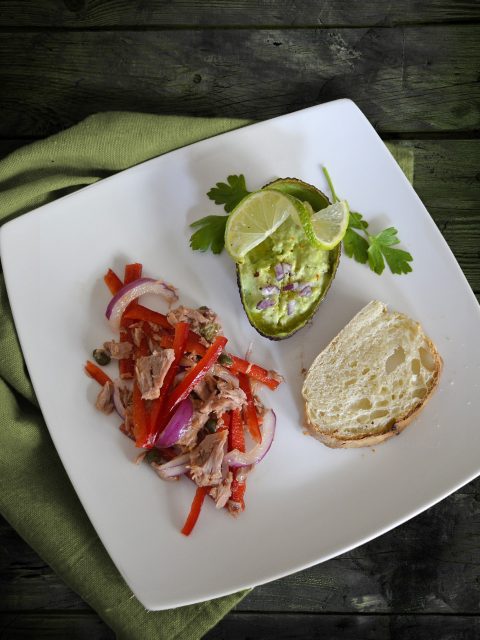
[0,613,114,639]
[2,475,480,613]
[0,612,479,639]
[0,0,479,28]
[205,613,480,639]
[0,26,479,137]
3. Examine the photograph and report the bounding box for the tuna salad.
[85,262,282,535]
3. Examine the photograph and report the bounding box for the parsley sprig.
[189,175,250,254]
[323,168,413,275]
[189,170,413,276]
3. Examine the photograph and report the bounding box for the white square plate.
[2,100,480,610]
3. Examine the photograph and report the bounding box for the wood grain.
[0,613,114,639]
[0,0,479,28]
[205,613,480,639]
[0,611,478,639]
[0,26,479,137]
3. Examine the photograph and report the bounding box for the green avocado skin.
[236,178,341,340]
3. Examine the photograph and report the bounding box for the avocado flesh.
[237,178,341,340]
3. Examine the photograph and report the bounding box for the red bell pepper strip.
[124,262,143,283]
[135,328,151,358]
[229,408,247,512]
[163,335,228,416]
[132,381,150,448]
[103,268,123,295]
[149,321,190,440]
[119,324,135,380]
[159,331,207,357]
[238,373,262,443]
[119,263,143,378]
[229,408,245,452]
[181,486,209,536]
[218,411,231,432]
[85,360,112,387]
[228,355,280,391]
[123,304,171,330]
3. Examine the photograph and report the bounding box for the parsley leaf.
[189,215,229,254]
[367,242,386,275]
[207,174,250,213]
[343,228,369,264]
[348,210,369,231]
[368,227,413,275]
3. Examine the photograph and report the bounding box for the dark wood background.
[1,2,479,638]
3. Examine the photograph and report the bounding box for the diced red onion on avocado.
[287,300,296,316]
[256,297,275,311]
[299,285,312,297]
[274,262,292,281]
[260,285,280,296]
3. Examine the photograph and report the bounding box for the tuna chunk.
[95,381,114,414]
[104,340,133,359]
[167,305,221,343]
[177,408,210,449]
[189,430,228,487]
[135,349,175,400]
[131,325,144,349]
[201,380,246,415]
[209,471,233,509]
[177,378,247,448]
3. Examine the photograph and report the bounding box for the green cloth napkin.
[0,112,414,639]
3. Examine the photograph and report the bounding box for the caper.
[145,449,163,464]
[93,348,111,366]
[218,352,233,367]
[204,418,217,434]
[200,322,220,343]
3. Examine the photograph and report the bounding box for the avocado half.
[236,178,341,340]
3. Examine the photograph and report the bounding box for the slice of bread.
[302,300,442,448]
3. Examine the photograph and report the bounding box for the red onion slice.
[282,282,299,292]
[112,379,126,419]
[106,277,179,331]
[224,410,276,467]
[154,397,193,448]
[287,300,296,316]
[154,452,190,479]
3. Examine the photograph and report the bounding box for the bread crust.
[303,328,443,449]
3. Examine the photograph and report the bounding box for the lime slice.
[225,190,307,262]
[299,200,349,250]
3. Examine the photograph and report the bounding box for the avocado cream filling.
[238,216,330,332]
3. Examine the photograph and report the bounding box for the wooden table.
[1,2,479,638]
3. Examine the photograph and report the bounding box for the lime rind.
[300,200,349,250]
[225,190,309,262]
